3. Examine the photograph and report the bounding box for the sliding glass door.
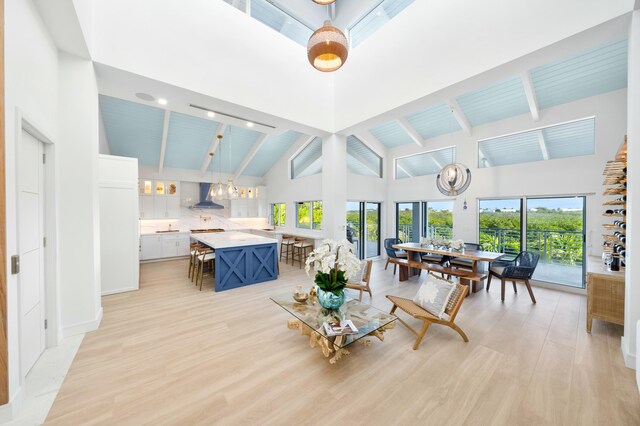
[346,201,381,259]
[525,197,585,288]
[396,202,420,243]
[421,201,454,239]
[478,197,586,288]
[479,199,522,256]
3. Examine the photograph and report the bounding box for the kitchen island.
[191,231,278,292]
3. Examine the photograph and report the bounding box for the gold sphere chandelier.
[307,20,349,72]
[312,0,336,4]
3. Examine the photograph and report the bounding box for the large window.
[291,137,322,179]
[296,201,322,230]
[478,117,595,169]
[395,146,455,179]
[271,203,286,227]
[347,136,382,178]
[396,202,420,242]
[422,201,454,239]
[479,197,586,288]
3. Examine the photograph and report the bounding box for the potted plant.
[305,239,361,310]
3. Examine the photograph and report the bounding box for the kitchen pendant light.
[307,20,348,72]
[226,128,239,199]
[207,151,216,201]
[213,134,225,200]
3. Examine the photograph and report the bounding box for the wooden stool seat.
[280,235,295,265]
[292,238,314,269]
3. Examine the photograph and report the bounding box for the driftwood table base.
[287,319,395,364]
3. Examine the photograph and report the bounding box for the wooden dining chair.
[345,260,373,302]
[386,283,469,350]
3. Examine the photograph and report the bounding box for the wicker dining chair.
[384,238,407,274]
[487,251,540,303]
[386,283,469,350]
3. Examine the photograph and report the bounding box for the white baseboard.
[101,286,138,296]
[0,386,24,422]
[62,307,103,338]
[621,335,637,370]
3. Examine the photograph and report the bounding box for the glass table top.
[270,294,396,349]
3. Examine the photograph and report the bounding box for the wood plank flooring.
[46,259,640,425]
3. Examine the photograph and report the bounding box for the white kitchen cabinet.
[140,235,163,260]
[141,232,191,260]
[139,196,154,219]
[230,185,267,218]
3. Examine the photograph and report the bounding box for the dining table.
[392,242,505,293]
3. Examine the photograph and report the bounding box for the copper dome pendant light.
[307,20,349,72]
[312,0,336,4]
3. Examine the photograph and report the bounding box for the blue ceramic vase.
[317,288,345,310]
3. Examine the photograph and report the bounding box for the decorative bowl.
[293,292,309,303]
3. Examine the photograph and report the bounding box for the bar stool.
[293,237,314,269]
[188,242,203,280]
[280,235,295,265]
[194,246,215,290]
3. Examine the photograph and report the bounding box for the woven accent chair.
[487,251,540,303]
[345,260,373,302]
[384,238,407,274]
[386,283,469,350]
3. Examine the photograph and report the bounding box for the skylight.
[347,135,382,178]
[477,117,595,169]
[349,0,414,48]
[395,146,455,180]
[291,137,322,179]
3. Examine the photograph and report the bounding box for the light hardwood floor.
[46,258,640,425]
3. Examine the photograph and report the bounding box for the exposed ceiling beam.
[233,133,268,180]
[396,163,414,178]
[536,130,549,160]
[478,148,491,168]
[447,99,471,135]
[158,110,171,174]
[396,118,424,147]
[200,123,227,174]
[521,71,540,121]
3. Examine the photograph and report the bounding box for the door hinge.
[44,319,48,330]
[43,153,46,164]
[10,255,20,274]
[43,237,47,247]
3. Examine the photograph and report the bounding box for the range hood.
[193,183,224,209]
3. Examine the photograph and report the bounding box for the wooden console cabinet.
[586,256,625,333]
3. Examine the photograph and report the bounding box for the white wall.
[624,8,640,376]
[57,52,103,337]
[334,0,633,130]
[90,0,335,131]
[5,0,60,404]
[384,90,627,253]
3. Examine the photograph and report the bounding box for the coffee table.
[271,294,396,364]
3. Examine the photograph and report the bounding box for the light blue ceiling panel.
[242,130,302,177]
[369,120,413,148]
[455,76,530,127]
[349,0,414,47]
[250,0,312,46]
[209,125,262,174]
[531,39,628,109]
[99,95,165,165]
[478,131,543,168]
[395,147,455,180]
[347,135,382,177]
[405,102,462,140]
[543,118,595,160]
[164,113,221,170]
[292,137,322,179]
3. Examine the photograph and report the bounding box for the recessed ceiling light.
[135,92,154,102]
[246,122,254,128]
[207,111,215,118]
[158,98,168,105]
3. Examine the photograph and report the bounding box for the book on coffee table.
[323,320,359,336]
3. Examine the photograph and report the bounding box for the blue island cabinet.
[214,243,278,291]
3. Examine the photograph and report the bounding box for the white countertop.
[274,229,325,239]
[191,231,277,248]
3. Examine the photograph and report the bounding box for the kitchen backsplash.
[140,207,269,234]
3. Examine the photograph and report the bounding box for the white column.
[58,52,103,336]
[321,134,347,241]
[624,8,640,378]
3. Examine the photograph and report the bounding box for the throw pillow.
[348,260,367,284]
[413,273,456,318]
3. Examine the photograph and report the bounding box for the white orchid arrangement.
[305,239,361,295]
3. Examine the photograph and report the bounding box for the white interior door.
[19,129,46,376]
